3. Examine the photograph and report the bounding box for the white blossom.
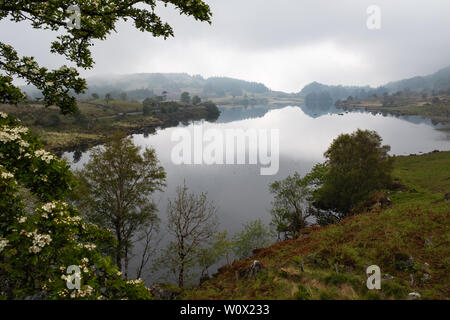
[0,238,9,252]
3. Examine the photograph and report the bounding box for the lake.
[63,104,450,282]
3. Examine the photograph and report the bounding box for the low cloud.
[1,0,449,91]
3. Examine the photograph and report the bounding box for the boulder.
[382,273,395,281]
[246,260,264,279]
[408,292,421,300]
[149,283,181,300]
[24,291,48,300]
[422,273,431,281]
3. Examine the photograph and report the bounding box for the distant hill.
[83,73,270,101]
[298,81,373,101]
[384,66,450,92]
[20,73,271,102]
[298,66,450,102]
[21,67,450,104]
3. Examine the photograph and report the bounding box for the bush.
[200,101,220,119]
[232,220,273,259]
[0,113,152,300]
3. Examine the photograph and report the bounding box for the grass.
[336,95,450,125]
[183,151,450,300]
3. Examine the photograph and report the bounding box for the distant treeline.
[78,74,270,101]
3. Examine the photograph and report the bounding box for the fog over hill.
[297,66,450,101]
[21,66,450,102]
[84,73,270,101]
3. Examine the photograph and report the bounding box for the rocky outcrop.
[149,283,181,300]
[236,260,265,280]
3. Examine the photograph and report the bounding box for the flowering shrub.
[0,113,151,299]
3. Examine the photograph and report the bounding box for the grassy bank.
[0,99,216,153]
[183,151,450,300]
[335,94,450,126]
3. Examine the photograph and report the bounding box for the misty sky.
[1,0,450,92]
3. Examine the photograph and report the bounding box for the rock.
[24,291,48,300]
[368,192,392,210]
[149,283,180,300]
[383,273,395,281]
[422,262,431,272]
[246,260,264,279]
[408,292,421,300]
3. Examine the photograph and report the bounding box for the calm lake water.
[63,104,450,282]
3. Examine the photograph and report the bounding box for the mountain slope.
[298,66,450,101]
[184,151,450,300]
[384,66,450,92]
[84,73,270,100]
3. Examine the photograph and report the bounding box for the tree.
[0,1,212,114]
[161,91,168,101]
[232,220,273,260]
[200,101,221,119]
[165,182,218,288]
[211,230,233,267]
[143,97,158,115]
[104,93,112,105]
[74,132,166,278]
[0,114,151,299]
[269,172,313,240]
[312,129,393,216]
[120,92,128,101]
[195,230,233,281]
[192,95,202,105]
[180,92,191,104]
[91,93,99,100]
